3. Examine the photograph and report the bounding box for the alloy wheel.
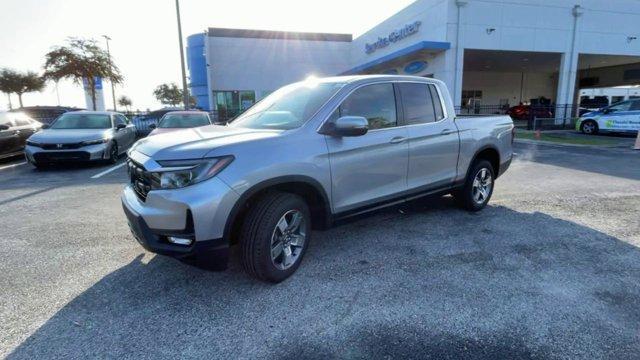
[270,210,306,270]
[472,168,493,205]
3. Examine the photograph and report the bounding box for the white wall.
[350,0,449,68]
[207,36,351,99]
[463,71,557,105]
[448,0,640,56]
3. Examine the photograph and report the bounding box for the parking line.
[0,161,26,171]
[91,163,126,179]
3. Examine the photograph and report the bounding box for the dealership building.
[186,0,640,115]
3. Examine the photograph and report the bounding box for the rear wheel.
[453,159,495,212]
[239,192,311,283]
[580,120,598,135]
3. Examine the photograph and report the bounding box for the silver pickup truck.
[122,75,514,282]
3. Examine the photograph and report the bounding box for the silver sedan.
[24,111,136,167]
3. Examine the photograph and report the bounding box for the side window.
[339,83,397,130]
[609,101,632,112]
[114,115,126,126]
[429,84,445,120]
[398,83,436,125]
[630,100,640,111]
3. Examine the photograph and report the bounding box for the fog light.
[167,236,193,246]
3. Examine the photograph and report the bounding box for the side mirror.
[602,108,613,114]
[323,116,369,137]
[41,124,50,129]
[0,124,9,131]
[148,123,157,130]
[116,123,127,130]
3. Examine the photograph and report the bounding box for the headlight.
[81,138,109,146]
[152,156,234,189]
[26,140,40,147]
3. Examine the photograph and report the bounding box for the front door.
[397,82,460,191]
[324,83,409,213]
[599,99,640,132]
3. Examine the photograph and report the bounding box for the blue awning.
[342,40,451,75]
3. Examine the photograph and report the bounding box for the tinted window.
[114,115,126,126]
[630,100,640,111]
[398,83,435,125]
[340,83,397,130]
[430,84,445,120]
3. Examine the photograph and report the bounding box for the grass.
[515,130,624,146]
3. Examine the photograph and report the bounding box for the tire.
[107,142,118,164]
[580,120,599,135]
[453,159,495,212]
[239,192,311,283]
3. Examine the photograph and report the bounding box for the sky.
[0,0,415,111]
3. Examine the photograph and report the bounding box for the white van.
[578,86,640,111]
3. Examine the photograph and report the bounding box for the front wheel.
[453,159,495,212]
[580,120,599,135]
[239,192,311,283]
[107,142,118,164]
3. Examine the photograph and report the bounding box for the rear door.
[325,82,409,213]
[397,82,460,191]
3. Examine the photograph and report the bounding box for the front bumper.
[25,143,109,163]
[122,198,229,269]
[120,175,239,267]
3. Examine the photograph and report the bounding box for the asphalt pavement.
[1,142,639,359]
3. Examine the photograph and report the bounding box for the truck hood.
[29,129,113,144]
[130,125,282,160]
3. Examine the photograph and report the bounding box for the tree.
[0,68,45,108]
[118,95,132,111]
[153,83,183,106]
[43,38,123,110]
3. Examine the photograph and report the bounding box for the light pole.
[102,35,117,111]
[175,0,190,109]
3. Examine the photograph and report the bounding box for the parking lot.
[0,142,639,359]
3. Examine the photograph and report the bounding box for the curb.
[514,138,633,150]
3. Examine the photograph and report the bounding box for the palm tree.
[43,38,123,110]
[118,95,132,112]
[0,68,46,108]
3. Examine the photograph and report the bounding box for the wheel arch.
[467,146,500,180]
[223,175,332,245]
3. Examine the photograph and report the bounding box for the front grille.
[127,160,158,201]
[41,143,83,150]
[33,151,90,162]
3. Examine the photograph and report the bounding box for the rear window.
[159,113,211,128]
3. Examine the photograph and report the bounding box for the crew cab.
[122,75,514,282]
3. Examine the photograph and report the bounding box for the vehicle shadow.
[514,142,640,181]
[6,197,640,359]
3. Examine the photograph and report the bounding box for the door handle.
[440,129,456,135]
[389,136,407,144]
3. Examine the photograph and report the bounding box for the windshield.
[228,80,344,130]
[51,114,111,129]
[159,113,211,128]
